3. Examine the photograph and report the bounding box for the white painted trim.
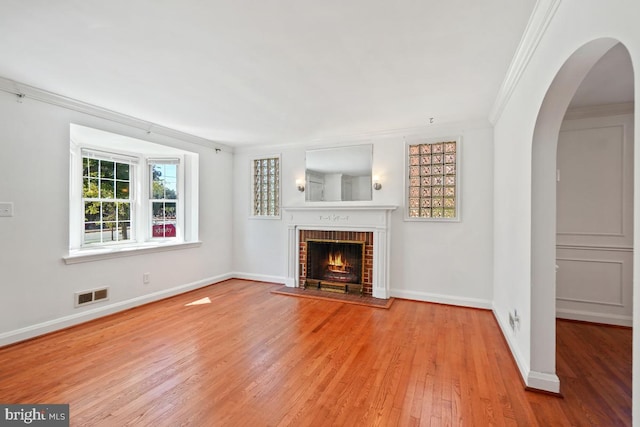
[489,0,562,125]
[391,289,492,310]
[494,307,560,393]
[231,272,286,284]
[556,308,633,327]
[563,102,634,121]
[527,371,561,394]
[0,273,233,347]
[556,244,633,252]
[64,241,202,264]
[492,307,531,390]
[0,76,230,152]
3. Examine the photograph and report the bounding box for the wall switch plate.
[0,202,13,217]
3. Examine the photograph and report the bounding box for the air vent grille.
[75,287,109,307]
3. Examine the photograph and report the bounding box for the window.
[82,151,134,245]
[406,138,459,220]
[251,156,280,218]
[68,124,199,260]
[150,160,179,238]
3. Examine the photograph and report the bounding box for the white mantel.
[283,204,397,299]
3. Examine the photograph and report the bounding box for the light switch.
[0,202,14,217]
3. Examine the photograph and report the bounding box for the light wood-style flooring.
[0,279,632,426]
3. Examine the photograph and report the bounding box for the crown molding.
[488,0,562,125]
[234,117,491,154]
[0,76,231,152]
[562,102,634,121]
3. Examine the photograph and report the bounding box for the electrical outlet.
[143,273,151,284]
[0,202,14,217]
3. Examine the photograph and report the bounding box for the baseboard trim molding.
[527,370,561,394]
[556,308,632,327]
[492,307,561,394]
[492,308,531,389]
[390,289,492,310]
[0,273,234,347]
[231,272,286,285]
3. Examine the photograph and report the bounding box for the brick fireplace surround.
[299,230,374,295]
[283,205,397,299]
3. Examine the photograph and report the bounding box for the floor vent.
[75,288,109,307]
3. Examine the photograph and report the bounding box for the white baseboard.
[231,272,286,285]
[492,307,531,387]
[556,308,632,327]
[527,370,560,393]
[390,289,492,310]
[492,307,560,394]
[0,273,233,347]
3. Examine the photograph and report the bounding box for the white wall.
[556,112,634,326]
[492,0,639,404]
[0,90,234,345]
[232,124,495,308]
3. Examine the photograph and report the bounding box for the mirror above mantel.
[305,144,373,202]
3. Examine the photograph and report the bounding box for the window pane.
[164,202,176,219]
[100,180,114,198]
[116,163,130,180]
[84,201,101,223]
[83,178,99,198]
[163,164,177,178]
[164,180,177,199]
[100,160,115,179]
[87,159,99,177]
[152,202,164,219]
[119,221,131,241]
[117,202,130,220]
[84,222,101,244]
[116,181,130,199]
[101,222,116,242]
[103,202,116,221]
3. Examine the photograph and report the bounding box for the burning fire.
[327,251,350,273]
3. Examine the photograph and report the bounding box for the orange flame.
[327,252,350,273]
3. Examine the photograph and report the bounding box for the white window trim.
[249,153,282,220]
[67,124,199,263]
[404,136,462,222]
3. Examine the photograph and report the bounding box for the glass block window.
[407,140,458,219]
[252,156,280,217]
[82,153,133,245]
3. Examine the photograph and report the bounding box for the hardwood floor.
[0,279,632,426]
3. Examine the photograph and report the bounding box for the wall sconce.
[296,179,305,192]
[372,175,382,191]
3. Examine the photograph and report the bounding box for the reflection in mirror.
[305,145,373,201]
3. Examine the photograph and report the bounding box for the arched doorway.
[530,37,635,393]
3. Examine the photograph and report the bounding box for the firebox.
[305,239,365,294]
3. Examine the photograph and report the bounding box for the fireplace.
[284,205,397,299]
[299,230,373,296]
[305,239,365,294]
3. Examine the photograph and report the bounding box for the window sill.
[63,241,202,265]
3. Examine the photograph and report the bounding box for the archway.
[529,37,634,392]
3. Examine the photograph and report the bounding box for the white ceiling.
[0,1,536,147]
